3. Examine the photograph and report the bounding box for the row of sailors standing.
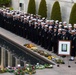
[0,8,76,60]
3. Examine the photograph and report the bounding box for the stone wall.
[11,0,76,23]
[11,0,19,10]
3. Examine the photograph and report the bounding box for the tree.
[27,0,36,14]
[51,1,62,21]
[69,3,76,26]
[38,0,47,18]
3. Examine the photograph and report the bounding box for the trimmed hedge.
[38,0,47,18]
[0,0,11,7]
[69,3,76,26]
[27,0,36,14]
[9,7,14,10]
[51,1,62,21]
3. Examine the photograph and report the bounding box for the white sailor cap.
[54,26,57,29]
[50,20,54,22]
[21,16,24,18]
[64,25,68,28]
[71,30,75,33]
[59,25,62,27]
[68,24,72,26]
[49,26,52,28]
[29,20,32,23]
[68,25,72,28]
[30,17,33,19]
[31,14,33,16]
[24,15,26,18]
[3,12,6,14]
[8,66,10,68]
[13,15,16,17]
[7,13,11,15]
[74,24,76,26]
[58,28,62,31]
[38,19,42,22]
[52,20,54,22]
[6,7,10,10]
[46,20,50,23]
[24,18,27,20]
[59,22,62,24]
[41,22,46,25]
[17,14,20,16]
[32,18,36,21]
[35,22,38,25]
[42,17,45,20]
[27,16,30,18]
[24,12,27,14]
[62,29,66,32]
[10,12,14,15]
[63,21,67,24]
[45,25,48,27]
[55,20,59,23]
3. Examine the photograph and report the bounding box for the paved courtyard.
[0,27,76,75]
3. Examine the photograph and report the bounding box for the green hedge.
[9,7,14,10]
[69,3,76,26]
[27,0,36,14]
[51,1,62,21]
[38,0,47,18]
[0,0,11,7]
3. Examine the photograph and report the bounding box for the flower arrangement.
[24,44,38,50]
[24,43,65,64]
[6,67,14,73]
[44,64,53,68]
[0,68,7,73]
[47,56,52,60]
[24,44,35,48]
[55,58,65,64]
[25,64,36,74]
[36,63,53,69]
[14,68,25,75]
[36,64,45,69]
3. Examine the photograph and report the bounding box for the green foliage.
[10,7,14,10]
[14,68,25,75]
[0,69,7,73]
[27,0,36,14]
[38,0,47,18]
[69,3,76,26]
[51,1,62,21]
[0,0,11,7]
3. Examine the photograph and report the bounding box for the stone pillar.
[1,47,6,69]
[24,61,26,67]
[0,47,1,65]
[15,58,20,67]
[5,50,8,67]
[20,60,24,66]
[12,56,15,67]
[8,51,12,67]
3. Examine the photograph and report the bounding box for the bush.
[69,3,76,26]
[51,1,62,21]
[0,0,11,7]
[10,7,14,10]
[38,0,47,18]
[27,0,36,14]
